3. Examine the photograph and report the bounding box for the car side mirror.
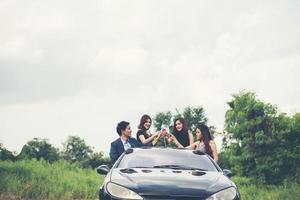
[223,169,233,178]
[97,165,110,175]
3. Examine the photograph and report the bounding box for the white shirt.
[121,137,131,151]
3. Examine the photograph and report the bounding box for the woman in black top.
[136,114,159,146]
[171,117,194,148]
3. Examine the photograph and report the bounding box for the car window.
[117,149,218,172]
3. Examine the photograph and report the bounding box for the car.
[97,147,240,200]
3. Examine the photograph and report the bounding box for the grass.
[233,176,300,200]
[0,159,104,200]
[0,160,299,200]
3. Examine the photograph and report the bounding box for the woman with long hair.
[189,124,218,162]
[136,114,159,146]
[171,117,194,148]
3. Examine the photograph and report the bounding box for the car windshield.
[117,148,219,172]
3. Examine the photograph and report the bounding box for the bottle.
[161,124,169,135]
[161,124,170,147]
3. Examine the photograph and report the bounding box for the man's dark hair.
[116,121,130,136]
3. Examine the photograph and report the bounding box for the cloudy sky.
[1,0,299,155]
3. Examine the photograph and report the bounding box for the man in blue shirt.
[109,121,141,164]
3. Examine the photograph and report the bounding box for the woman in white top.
[188,124,218,162]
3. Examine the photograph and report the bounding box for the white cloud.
[91,44,148,74]
[0,0,299,154]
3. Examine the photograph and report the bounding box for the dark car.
[97,147,240,200]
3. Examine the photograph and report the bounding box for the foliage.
[0,159,103,200]
[153,106,208,133]
[182,106,207,131]
[1,159,299,200]
[223,91,300,184]
[17,138,60,163]
[62,136,109,168]
[2,135,110,169]
[62,136,93,163]
[153,111,173,131]
[0,143,16,161]
[233,176,300,200]
[81,153,110,169]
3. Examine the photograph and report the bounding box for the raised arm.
[139,132,159,145]
[152,132,162,145]
[188,132,194,146]
[168,133,184,148]
[185,141,198,150]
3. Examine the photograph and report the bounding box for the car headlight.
[206,187,237,200]
[106,182,143,200]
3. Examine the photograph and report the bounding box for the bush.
[224,92,300,184]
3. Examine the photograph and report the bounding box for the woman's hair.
[138,114,152,130]
[197,124,213,157]
[172,117,188,133]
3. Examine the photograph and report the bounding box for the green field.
[232,176,300,200]
[0,160,104,200]
[0,160,299,200]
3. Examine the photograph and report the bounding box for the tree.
[182,106,207,132]
[83,153,110,169]
[153,106,208,133]
[62,136,108,168]
[223,91,300,184]
[62,136,93,163]
[17,138,60,163]
[0,143,16,161]
[288,113,300,182]
[153,111,172,131]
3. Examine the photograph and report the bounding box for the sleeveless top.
[196,141,213,159]
[136,129,153,146]
[173,131,190,147]
[196,142,206,153]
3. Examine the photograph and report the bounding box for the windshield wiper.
[153,165,207,171]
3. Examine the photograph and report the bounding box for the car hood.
[109,168,234,198]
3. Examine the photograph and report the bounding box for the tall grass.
[0,160,299,200]
[233,176,300,200]
[0,159,104,200]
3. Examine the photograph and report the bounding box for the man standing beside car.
[109,121,141,165]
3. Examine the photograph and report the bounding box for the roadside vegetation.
[233,176,300,200]
[1,91,299,199]
[0,160,299,200]
[0,159,103,200]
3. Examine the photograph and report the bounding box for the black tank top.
[173,131,190,147]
